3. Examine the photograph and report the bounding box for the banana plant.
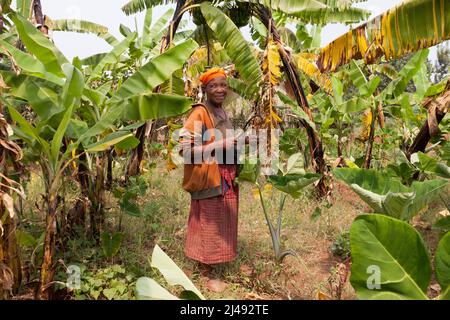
[333,168,448,221]
[238,152,321,262]
[1,11,198,299]
[350,214,450,300]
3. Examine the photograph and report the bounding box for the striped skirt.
[184,165,239,265]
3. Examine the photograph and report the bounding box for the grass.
[16,159,447,300]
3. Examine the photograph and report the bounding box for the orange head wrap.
[199,67,227,85]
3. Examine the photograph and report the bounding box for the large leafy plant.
[334,168,448,221]
[136,244,205,300]
[350,214,450,300]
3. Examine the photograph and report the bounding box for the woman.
[180,67,242,276]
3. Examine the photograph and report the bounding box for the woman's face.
[204,76,228,105]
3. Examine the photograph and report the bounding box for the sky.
[12,0,439,61]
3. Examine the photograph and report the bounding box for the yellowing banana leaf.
[318,0,450,72]
[292,53,332,94]
[85,131,134,152]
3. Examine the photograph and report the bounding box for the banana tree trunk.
[89,155,106,242]
[257,6,328,197]
[0,113,22,299]
[37,185,58,300]
[125,0,187,180]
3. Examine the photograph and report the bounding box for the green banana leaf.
[350,214,431,300]
[334,168,449,220]
[89,32,137,82]
[201,2,262,92]
[11,13,68,77]
[50,19,108,35]
[0,40,65,86]
[121,0,164,15]
[123,93,192,121]
[111,39,198,101]
[85,131,134,152]
[16,0,33,18]
[414,152,450,179]
[237,0,326,13]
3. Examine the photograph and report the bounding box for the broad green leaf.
[334,168,448,220]
[7,105,50,154]
[5,75,61,119]
[123,93,192,121]
[11,13,68,77]
[51,64,84,162]
[112,39,198,101]
[425,79,448,97]
[136,277,179,300]
[331,76,343,104]
[101,232,124,259]
[268,173,321,198]
[434,216,450,232]
[337,97,371,113]
[145,8,173,49]
[121,200,141,217]
[350,214,430,300]
[89,32,137,82]
[201,2,262,91]
[16,0,33,18]
[415,152,450,179]
[115,136,140,150]
[435,232,450,292]
[86,131,133,152]
[151,244,205,300]
[0,40,64,86]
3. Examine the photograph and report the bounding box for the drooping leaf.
[318,0,450,72]
[136,277,179,300]
[334,168,449,220]
[89,32,137,82]
[85,131,133,152]
[121,0,165,15]
[350,214,431,300]
[200,2,262,92]
[123,93,192,121]
[150,244,205,299]
[112,39,198,101]
[11,13,68,77]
